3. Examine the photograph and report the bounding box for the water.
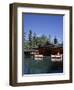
[23,56,63,75]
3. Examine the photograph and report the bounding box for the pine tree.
[49,34,51,43]
[33,32,37,48]
[28,30,32,49]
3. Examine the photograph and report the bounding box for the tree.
[46,40,49,45]
[40,34,48,46]
[28,30,32,48]
[48,34,51,43]
[32,32,37,48]
[24,41,30,49]
[24,32,26,42]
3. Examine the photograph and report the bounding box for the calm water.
[23,56,63,75]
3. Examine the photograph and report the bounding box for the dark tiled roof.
[39,43,63,48]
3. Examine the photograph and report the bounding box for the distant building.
[24,37,63,61]
[38,43,63,55]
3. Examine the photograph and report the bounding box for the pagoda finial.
[54,36,58,44]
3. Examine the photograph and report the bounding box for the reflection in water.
[23,56,63,75]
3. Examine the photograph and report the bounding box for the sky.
[23,13,63,43]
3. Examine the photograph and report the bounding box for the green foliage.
[24,30,56,49]
[24,41,30,49]
[28,30,32,48]
[32,32,37,48]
